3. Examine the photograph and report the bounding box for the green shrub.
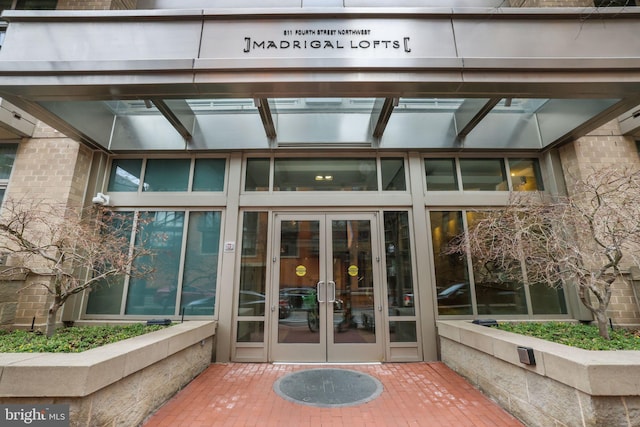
[497,321,640,351]
[0,323,170,353]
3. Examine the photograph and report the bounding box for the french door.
[270,213,384,362]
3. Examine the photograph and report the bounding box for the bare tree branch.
[445,167,640,339]
[0,198,155,337]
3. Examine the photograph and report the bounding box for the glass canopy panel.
[460,98,546,150]
[269,98,376,145]
[38,96,623,152]
[186,99,269,150]
[380,98,465,149]
[396,98,466,111]
[462,98,620,149]
[39,98,266,151]
[186,99,257,113]
[103,100,160,115]
[270,98,376,112]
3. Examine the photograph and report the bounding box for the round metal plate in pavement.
[273,368,383,408]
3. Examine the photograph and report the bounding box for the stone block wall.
[0,279,23,329]
[438,321,640,427]
[509,0,595,6]
[11,276,50,331]
[0,321,215,427]
[441,337,640,427]
[7,123,91,208]
[559,119,639,181]
[73,337,212,426]
[57,0,137,9]
[609,277,640,328]
[4,122,94,331]
[558,121,640,328]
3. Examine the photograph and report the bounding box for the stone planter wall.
[0,320,216,427]
[437,320,640,427]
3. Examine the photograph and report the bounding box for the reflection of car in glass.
[437,283,469,306]
[186,291,265,315]
[156,285,215,310]
[186,290,291,318]
[237,290,267,316]
[475,283,518,309]
[184,295,215,315]
[278,296,292,319]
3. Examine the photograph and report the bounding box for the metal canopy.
[0,98,36,140]
[455,98,502,139]
[0,7,638,152]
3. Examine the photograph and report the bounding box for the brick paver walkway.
[143,363,525,427]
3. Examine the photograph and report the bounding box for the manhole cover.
[273,368,383,408]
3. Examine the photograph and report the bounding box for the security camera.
[92,192,110,206]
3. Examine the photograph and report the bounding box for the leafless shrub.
[446,167,640,339]
[0,198,154,337]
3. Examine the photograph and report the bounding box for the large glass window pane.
[460,159,507,191]
[86,212,134,315]
[0,0,13,13]
[193,159,225,191]
[385,212,415,317]
[430,211,472,315]
[381,158,406,191]
[126,211,185,315]
[108,159,143,192]
[0,144,17,180]
[475,280,527,315]
[245,158,270,191]
[143,159,190,192]
[180,212,221,316]
[238,212,268,320]
[332,219,376,344]
[466,211,527,315]
[278,219,320,344]
[86,275,125,315]
[425,158,458,191]
[530,284,567,315]
[509,158,544,191]
[595,0,636,6]
[274,158,377,191]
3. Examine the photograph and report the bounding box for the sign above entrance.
[201,19,456,63]
[243,30,412,54]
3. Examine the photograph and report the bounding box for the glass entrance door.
[270,213,383,362]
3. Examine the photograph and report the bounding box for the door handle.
[316,281,326,303]
[327,281,336,303]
